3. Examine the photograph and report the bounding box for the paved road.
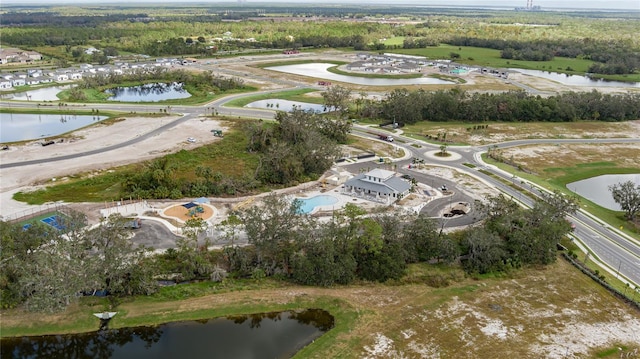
[3,74,639,287]
[384,132,640,287]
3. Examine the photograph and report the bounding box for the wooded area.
[0,191,577,312]
[2,4,638,76]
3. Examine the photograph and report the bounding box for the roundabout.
[423,149,463,161]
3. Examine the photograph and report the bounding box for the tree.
[240,194,309,275]
[173,218,214,281]
[322,85,352,114]
[84,214,157,300]
[460,227,506,274]
[609,181,640,220]
[402,214,458,263]
[439,144,448,156]
[3,220,84,312]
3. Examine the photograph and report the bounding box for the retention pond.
[1,309,334,359]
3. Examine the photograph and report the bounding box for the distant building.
[0,47,42,64]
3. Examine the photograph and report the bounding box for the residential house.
[0,79,12,89]
[11,77,26,87]
[0,47,43,64]
[55,73,69,82]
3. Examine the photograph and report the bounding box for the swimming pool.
[295,195,339,214]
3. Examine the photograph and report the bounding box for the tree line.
[0,191,577,312]
[367,89,640,124]
[0,213,157,312]
[5,9,638,77]
[447,37,640,75]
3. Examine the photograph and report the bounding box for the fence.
[4,202,72,224]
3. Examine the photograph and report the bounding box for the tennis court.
[41,215,66,231]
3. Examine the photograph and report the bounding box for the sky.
[2,0,639,10]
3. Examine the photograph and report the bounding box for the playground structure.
[161,202,215,223]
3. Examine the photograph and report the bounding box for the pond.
[567,174,640,210]
[245,99,328,113]
[7,86,72,102]
[0,309,334,359]
[105,82,191,102]
[0,113,109,143]
[266,63,455,86]
[511,69,640,88]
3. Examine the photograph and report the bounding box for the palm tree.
[439,144,448,156]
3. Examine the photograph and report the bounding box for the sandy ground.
[162,202,215,223]
[0,115,225,218]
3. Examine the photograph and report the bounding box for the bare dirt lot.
[0,115,225,216]
[496,142,640,175]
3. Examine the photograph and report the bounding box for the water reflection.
[0,114,108,143]
[266,63,455,86]
[512,69,640,88]
[567,173,640,210]
[0,309,334,359]
[9,86,72,102]
[245,99,328,113]
[105,82,191,102]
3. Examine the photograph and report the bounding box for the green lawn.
[223,88,321,108]
[388,43,596,74]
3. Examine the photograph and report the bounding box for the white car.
[187,137,196,143]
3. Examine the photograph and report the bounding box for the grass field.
[223,88,321,108]
[401,120,640,146]
[387,43,596,74]
[2,259,638,358]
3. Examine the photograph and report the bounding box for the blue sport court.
[41,215,65,231]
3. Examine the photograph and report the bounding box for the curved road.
[2,75,639,288]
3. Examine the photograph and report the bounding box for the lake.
[511,69,640,88]
[567,174,640,210]
[0,113,108,143]
[0,309,334,359]
[8,86,72,102]
[105,82,191,102]
[245,99,328,113]
[266,63,455,86]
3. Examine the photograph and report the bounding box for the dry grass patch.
[496,143,640,176]
[407,120,640,146]
[2,260,638,358]
[344,135,400,158]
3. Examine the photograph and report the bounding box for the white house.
[26,78,41,85]
[11,78,26,87]
[0,79,12,89]
[343,168,411,203]
[55,73,69,82]
[69,72,83,80]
